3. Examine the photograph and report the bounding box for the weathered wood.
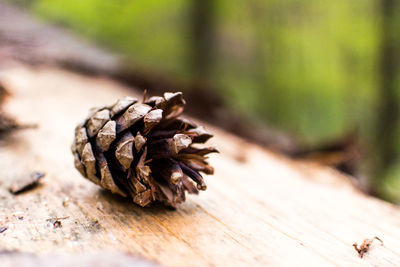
[0,250,158,267]
[0,65,400,266]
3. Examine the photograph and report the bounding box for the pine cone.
[71,92,218,208]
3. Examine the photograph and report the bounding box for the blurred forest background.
[8,0,400,201]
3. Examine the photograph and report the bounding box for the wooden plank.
[0,65,399,266]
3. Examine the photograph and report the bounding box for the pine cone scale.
[95,120,116,152]
[110,96,137,117]
[114,132,135,171]
[86,109,110,138]
[116,103,152,133]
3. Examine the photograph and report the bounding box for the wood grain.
[0,65,400,266]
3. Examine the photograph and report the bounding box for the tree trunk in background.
[371,0,400,195]
[190,0,215,86]
[248,1,274,119]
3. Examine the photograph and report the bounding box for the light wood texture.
[0,65,400,267]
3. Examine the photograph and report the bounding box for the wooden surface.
[0,65,400,266]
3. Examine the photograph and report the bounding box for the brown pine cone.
[71,92,218,208]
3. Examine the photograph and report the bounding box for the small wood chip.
[353,236,383,258]
[62,197,70,207]
[9,172,45,194]
[0,227,8,234]
[53,221,62,228]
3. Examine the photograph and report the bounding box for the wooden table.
[0,65,399,266]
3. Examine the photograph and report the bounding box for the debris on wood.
[12,211,24,220]
[62,197,70,207]
[0,82,19,135]
[353,236,383,258]
[0,83,9,102]
[46,216,69,229]
[0,111,20,135]
[0,81,38,137]
[52,221,62,229]
[9,172,46,195]
[0,227,8,234]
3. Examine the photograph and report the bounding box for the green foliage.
[33,0,191,75]
[214,0,380,144]
[31,0,380,146]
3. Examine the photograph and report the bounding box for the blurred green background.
[14,0,400,201]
